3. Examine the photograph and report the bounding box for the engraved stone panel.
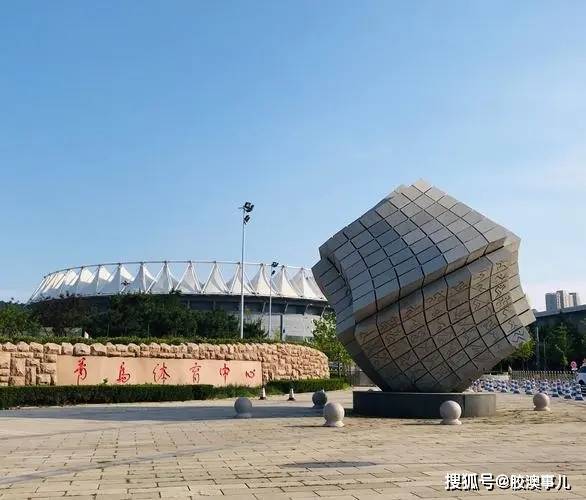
[56,356,262,387]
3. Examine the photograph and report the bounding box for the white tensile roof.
[29,260,327,302]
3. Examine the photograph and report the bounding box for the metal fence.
[330,365,577,385]
[511,370,576,382]
[329,363,375,386]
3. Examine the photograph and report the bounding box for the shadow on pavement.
[280,460,378,468]
[0,403,325,422]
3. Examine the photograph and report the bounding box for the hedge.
[0,378,348,410]
[0,335,291,346]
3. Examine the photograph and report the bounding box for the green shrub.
[0,335,290,346]
[0,384,214,409]
[0,378,348,410]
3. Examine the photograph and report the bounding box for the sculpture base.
[353,391,496,418]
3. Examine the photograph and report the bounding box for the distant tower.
[545,292,559,312]
[557,290,571,309]
[569,292,581,308]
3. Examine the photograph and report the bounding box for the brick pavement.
[0,390,584,499]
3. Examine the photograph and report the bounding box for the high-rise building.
[545,292,559,312]
[544,290,581,312]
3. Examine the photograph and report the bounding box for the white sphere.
[323,402,345,427]
[234,397,253,418]
[439,400,462,425]
[533,392,551,412]
[312,390,328,408]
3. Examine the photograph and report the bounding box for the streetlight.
[239,201,254,339]
[268,261,278,339]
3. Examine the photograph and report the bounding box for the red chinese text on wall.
[219,363,230,384]
[189,362,202,383]
[74,357,88,385]
[116,361,131,384]
[153,362,171,384]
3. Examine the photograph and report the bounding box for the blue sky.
[1,1,585,310]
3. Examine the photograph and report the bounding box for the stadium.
[29,260,328,341]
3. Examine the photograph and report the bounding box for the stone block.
[9,376,25,386]
[73,343,90,356]
[16,341,30,352]
[10,358,26,377]
[115,344,129,353]
[44,343,61,354]
[91,343,107,356]
[29,342,44,353]
[11,352,33,359]
[27,358,40,368]
[127,343,140,354]
[25,366,37,385]
[2,342,16,352]
[40,363,57,375]
[61,343,73,355]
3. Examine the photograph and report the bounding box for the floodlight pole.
[239,202,253,340]
[240,207,246,340]
[268,262,278,339]
[268,270,273,339]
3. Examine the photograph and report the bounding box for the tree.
[29,292,267,340]
[546,323,571,369]
[571,319,586,364]
[0,303,40,336]
[509,338,535,369]
[30,294,90,335]
[309,313,352,376]
[243,318,268,340]
[193,309,238,338]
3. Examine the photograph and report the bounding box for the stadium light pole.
[268,261,278,339]
[239,202,254,339]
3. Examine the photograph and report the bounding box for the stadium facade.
[29,260,329,341]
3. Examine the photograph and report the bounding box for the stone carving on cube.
[312,180,535,392]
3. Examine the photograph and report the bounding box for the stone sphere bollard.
[312,390,328,409]
[439,400,462,425]
[234,397,253,418]
[533,392,551,412]
[323,402,345,427]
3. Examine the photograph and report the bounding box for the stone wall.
[0,341,329,386]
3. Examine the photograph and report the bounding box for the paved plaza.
[0,390,584,500]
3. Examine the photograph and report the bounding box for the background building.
[545,290,581,312]
[29,260,329,341]
[569,292,581,308]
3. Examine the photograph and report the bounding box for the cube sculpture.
[312,180,535,393]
